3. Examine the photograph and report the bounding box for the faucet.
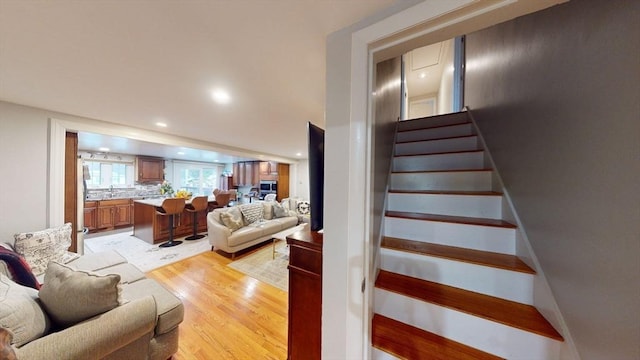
[109,185,114,192]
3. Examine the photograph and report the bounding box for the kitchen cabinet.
[233,161,261,187]
[96,199,132,229]
[260,161,278,181]
[133,200,213,244]
[136,156,164,183]
[84,201,98,231]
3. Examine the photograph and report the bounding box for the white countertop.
[133,195,216,207]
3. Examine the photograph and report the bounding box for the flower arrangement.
[160,181,174,196]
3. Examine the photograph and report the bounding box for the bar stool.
[184,196,208,241]
[156,198,186,248]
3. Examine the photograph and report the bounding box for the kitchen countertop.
[133,195,216,207]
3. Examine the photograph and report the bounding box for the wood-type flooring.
[146,248,288,359]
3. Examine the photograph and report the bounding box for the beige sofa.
[1,231,183,359]
[207,200,299,257]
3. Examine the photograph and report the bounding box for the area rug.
[84,229,211,272]
[228,240,290,291]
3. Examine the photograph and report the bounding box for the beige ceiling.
[0,0,399,162]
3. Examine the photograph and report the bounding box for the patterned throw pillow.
[297,201,311,215]
[239,203,264,225]
[13,223,73,276]
[39,262,124,328]
[220,208,244,232]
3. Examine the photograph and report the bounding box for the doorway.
[402,36,465,120]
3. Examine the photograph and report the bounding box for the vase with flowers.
[160,181,174,197]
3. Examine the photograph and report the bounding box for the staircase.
[371,111,564,359]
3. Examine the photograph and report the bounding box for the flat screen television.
[307,122,324,232]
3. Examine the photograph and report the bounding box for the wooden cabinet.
[136,156,164,183]
[287,229,323,360]
[233,161,261,187]
[133,201,212,244]
[84,201,98,231]
[96,199,132,229]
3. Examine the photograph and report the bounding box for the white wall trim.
[48,118,67,227]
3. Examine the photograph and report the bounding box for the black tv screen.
[308,122,324,232]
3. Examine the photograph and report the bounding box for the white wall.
[0,101,52,242]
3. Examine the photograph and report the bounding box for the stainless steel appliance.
[259,180,277,200]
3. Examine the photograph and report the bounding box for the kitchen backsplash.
[86,184,162,200]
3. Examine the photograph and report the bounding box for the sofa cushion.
[227,226,264,247]
[93,263,146,284]
[121,278,184,335]
[0,274,50,347]
[39,262,124,328]
[66,250,127,272]
[239,203,263,225]
[13,223,75,276]
[220,207,244,232]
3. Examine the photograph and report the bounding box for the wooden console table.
[286,228,323,360]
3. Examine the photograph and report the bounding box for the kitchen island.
[133,196,217,244]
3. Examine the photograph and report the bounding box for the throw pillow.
[0,274,50,347]
[239,203,264,225]
[38,262,124,328]
[220,209,244,232]
[297,201,311,215]
[13,223,73,276]
[262,202,274,220]
[272,202,288,218]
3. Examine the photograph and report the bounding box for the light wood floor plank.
[146,248,288,359]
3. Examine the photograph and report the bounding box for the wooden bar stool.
[156,198,186,248]
[185,196,208,241]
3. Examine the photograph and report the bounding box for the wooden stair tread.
[397,121,471,133]
[388,190,502,196]
[385,211,517,229]
[372,313,504,360]
[382,237,535,274]
[396,134,477,144]
[392,168,492,174]
[394,149,484,158]
[375,270,564,341]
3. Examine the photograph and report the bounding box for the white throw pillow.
[13,223,73,276]
[220,208,244,232]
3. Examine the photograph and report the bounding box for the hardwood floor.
[146,249,288,359]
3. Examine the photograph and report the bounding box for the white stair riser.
[371,348,400,360]
[384,217,515,255]
[387,193,502,219]
[390,171,492,192]
[395,136,479,156]
[374,289,562,359]
[393,151,484,172]
[398,113,469,131]
[397,123,474,142]
[380,248,533,304]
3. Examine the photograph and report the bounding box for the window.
[172,161,221,196]
[84,160,134,188]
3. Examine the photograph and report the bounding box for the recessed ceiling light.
[155,122,168,127]
[177,151,185,155]
[419,72,427,79]
[296,152,302,157]
[211,89,231,104]
[98,147,110,152]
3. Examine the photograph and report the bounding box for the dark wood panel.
[286,228,323,360]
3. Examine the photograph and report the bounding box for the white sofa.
[207,200,299,257]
